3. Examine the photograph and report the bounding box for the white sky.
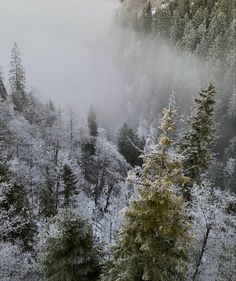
[0,0,120,107]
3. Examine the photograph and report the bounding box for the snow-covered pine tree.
[0,76,7,101]
[8,43,27,112]
[101,95,191,281]
[189,181,236,281]
[40,209,102,281]
[0,164,36,251]
[180,83,216,200]
[178,0,191,19]
[0,241,38,281]
[153,4,172,37]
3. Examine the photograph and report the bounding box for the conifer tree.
[0,164,36,251]
[142,2,152,34]
[101,96,191,281]
[153,5,172,37]
[88,105,98,138]
[0,77,7,101]
[180,84,216,200]
[39,167,57,219]
[170,11,188,42]
[192,0,206,14]
[8,43,27,112]
[117,123,143,167]
[178,0,191,19]
[61,164,78,207]
[40,209,102,281]
[83,105,98,157]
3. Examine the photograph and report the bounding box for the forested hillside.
[0,1,235,281]
[116,0,235,192]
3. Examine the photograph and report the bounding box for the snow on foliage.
[189,182,236,280]
[0,242,37,281]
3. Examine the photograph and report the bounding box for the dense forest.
[0,0,235,281]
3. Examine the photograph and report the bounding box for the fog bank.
[0,0,120,106]
[0,0,213,131]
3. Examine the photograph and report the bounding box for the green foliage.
[82,105,98,159]
[61,164,78,207]
[102,97,191,281]
[117,122,144,167]
[153,6,172,36]
[178,0,191,18]
[192,0,207,14]
[39,166,57,219]
[40,209,102,281]
[120,0,234,62]
[180,84,216,199]
[170,11,188,42]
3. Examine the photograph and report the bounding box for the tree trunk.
[192,224,211,281]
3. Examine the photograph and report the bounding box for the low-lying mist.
[0,0,215,132]
[95,30,214,131]
[0,0,120,105]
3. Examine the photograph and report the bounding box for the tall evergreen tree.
[178,0,191,19]
[61,164,78,207]
[117,123,143,167]
[39,166,57,219]
[88,105,98,138]
[102,97,191,281]
[8,43,27,112]
[192,0,207,14]
[0,76,7,101]
[40,209,102,281]
[83,105,98,157]
[180,84,216,200]
[153,5,172,37]
[142,2,152,34]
